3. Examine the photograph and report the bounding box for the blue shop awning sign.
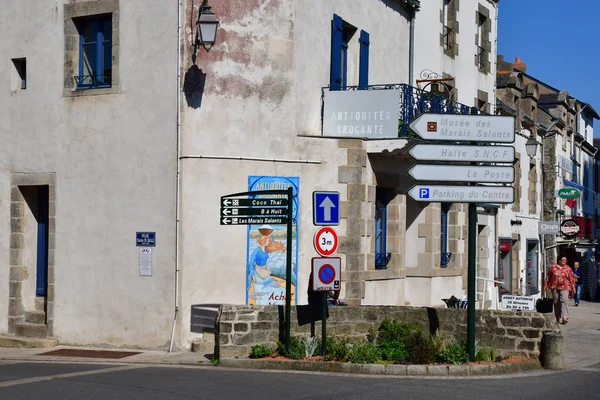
[136,232,156,247]
[563,179,584,192]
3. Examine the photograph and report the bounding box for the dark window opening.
[12,58,26,89]
[75,14,112,89]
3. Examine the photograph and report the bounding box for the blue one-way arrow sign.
[313,191,340,226]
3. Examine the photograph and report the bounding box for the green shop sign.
[558,188,580,199]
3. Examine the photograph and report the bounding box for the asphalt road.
[0,361,599,400]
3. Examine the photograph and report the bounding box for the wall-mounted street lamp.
[196,0,219,52]
[525,136,538,158]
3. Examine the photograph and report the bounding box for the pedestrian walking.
[544,256,576,324]
[572,261,583,306]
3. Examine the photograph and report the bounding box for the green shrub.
[438,342,469,365]
[276,337,306,360]
[474,346,495,362]
[320,335,350,362]
[249,344,273,359]
[405,330,436,364]
[347,340,380,364]
[376,319,414,362]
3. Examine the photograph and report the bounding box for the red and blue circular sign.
[313,227,338,257]
[318,264,336,285]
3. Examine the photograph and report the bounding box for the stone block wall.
[216,305,560,360]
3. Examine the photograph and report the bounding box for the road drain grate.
[39,349,141,359]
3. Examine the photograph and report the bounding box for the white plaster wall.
[414,0,498,108]
[0,1,178,348]
[295,0,411,135]
[178,0,413,347]
[363,279,405,306]
[0,175,9,333]
[404,276,463,306]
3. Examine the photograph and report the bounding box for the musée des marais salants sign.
[322,89,401,138]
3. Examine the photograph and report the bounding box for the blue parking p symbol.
[419,188,430,199]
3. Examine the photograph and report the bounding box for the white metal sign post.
[408,165,515,183]
[408,185,515,203]
[409,112,516,362]
[409,114,515,142]
[409,144,515,163]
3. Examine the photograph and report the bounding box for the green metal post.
[284,186,293,353]
[467,203,477,362]
[321,292,327,357]
[467,106,477,362]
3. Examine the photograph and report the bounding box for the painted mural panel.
[246,176,299,305]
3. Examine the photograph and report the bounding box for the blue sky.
[498,0,600,120]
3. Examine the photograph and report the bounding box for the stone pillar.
[338,139,367,305]
[540,332,564,370]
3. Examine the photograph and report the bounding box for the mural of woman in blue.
[247,225,287,303]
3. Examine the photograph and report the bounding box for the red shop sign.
[499,242,511,252]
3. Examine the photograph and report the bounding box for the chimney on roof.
[514,57,527,73]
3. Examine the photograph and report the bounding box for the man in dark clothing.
[573,261,583,306]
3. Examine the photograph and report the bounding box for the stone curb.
[219,358,542,376]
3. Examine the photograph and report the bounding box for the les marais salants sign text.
[323,89,401,139]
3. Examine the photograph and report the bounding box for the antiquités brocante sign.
[322,89,401,139]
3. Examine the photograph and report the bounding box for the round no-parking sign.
[312,257,342,292]
[313,227,339,257]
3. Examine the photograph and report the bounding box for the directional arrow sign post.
[221,216,288,225]
[409,144,515,163]
[408,165,514,183]
[220,207,287,217]
[408,185,514,204]
[220,188,294,355]
[409,114,515,143]
[222,198,288,207]
[313,191,340,226]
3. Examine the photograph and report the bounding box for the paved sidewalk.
[559,299,600,370]
[0,346,213,366]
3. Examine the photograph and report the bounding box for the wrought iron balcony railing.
[322,83,474,138]
[74,73,112,89]
[440,252,453,268]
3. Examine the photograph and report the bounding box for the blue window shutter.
[359,30,370,89]
[330,14,343,90]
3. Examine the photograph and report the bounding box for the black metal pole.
[321,292,327,357]
[284,186,293,353]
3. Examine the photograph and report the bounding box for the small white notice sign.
[139,247,152,276]
[500,295,535,311]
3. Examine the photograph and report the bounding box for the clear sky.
[497,0,600,124]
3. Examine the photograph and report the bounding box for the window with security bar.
[75,15,112,89]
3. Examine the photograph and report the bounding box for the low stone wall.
[215,305,560,360]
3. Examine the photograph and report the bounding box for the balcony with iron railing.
[74,73,112,89]
[321,83,474,138]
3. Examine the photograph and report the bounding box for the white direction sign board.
[409,144,515,163]
[408,165,514,183]
[500,295,535,311]
[408,185,514,204]
[409,114,515,143]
